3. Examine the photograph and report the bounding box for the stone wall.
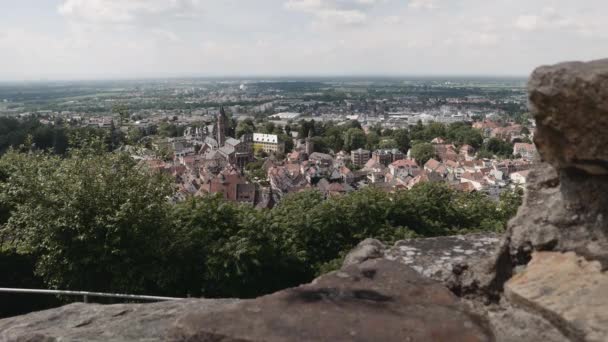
[0,59,606,341]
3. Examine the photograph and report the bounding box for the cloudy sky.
[1,0,607,80]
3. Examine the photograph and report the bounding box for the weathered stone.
[529,59,608,175]
[171,259,494,342]
[342,238,385,267]
[505,252,608,342]
[483,301,569,342]
[506,162,608,268]
[0,299,239,342]
[384,233,501,284]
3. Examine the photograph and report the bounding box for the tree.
[343,128,366,152]
[235,119,255,139]
[410,142,436,166]
[262,122,277,135]
[365,131,380,150]
[483,138,513,158]
[378,138,398,149]
[112,105,130,127]
[0,151,174,295]
[445,122,483,148]
[167,196,297,298]
[127,127,144,145]
[392,129,411,152]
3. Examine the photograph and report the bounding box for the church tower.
[217,106,227,146]
[305,129,314,156]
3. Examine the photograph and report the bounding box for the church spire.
[217,106,227,146]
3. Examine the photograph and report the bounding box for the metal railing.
[0,287,184,303]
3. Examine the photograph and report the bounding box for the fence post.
[83,294,88,303]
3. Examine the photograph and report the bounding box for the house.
[309,152,334,168]
[459,144,476,161]
[363,160,387,184]
[253,133,285,154]
[407,170,444,189]
[424,159,441,173]
[201,166,256,203]
[339,166,355,184]
[460,172,486,191]
[371,150,393,166]
[287,151,305,163]
[513,143,537,160]
[492,124,523,141]
[173,141,195,158]
[371,149,405,166]
[434,144,459,161]
[510,170,531,185]
[389,159,419,178]
[473,120,500,137]
[316,179,350,198]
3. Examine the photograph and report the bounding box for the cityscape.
[1,0,606,341]
[0,77,534,207]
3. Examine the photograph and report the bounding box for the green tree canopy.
[343,128,367,152]
[0,150,173,294]
[410,142,436,166]
[391,129,411,152]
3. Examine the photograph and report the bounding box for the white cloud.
[515,15,538,31]
[408,0,438,10]
[514,7,591,34]
[284,0,380,26]
[58,0,204,24]
[2,0,608,80]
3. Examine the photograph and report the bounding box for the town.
[0,78,535,207]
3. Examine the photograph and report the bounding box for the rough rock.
[384,233,501,284]
[0,259,494,342]
[483,302,570,342]
[171,258,494,342]
[506,162,608,269]
[0,299,239,342]
[528,59,608,175]
[342,238,385,267]
[505,252,608,342]
[506,58,608,268]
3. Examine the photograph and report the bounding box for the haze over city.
[2,0,608,80]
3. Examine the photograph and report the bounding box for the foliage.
[391,129,411,152]
[410,142,436,166]
[0,149,522,301]
[343,128,367,152]
[365,131,380,150]
[0,150,174,294]
[445,122,484,148]
[480,138,513,159]
[165,196,303,298]
[235,119,256,138]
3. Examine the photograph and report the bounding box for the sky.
[1,0,607,80]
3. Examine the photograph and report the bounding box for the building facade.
[351,148,371,168]
[253,133,285,154]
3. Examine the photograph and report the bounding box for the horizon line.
[0,74,529,84]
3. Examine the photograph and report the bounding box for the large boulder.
[505,252,608,342]
[529,59,608,175]
[469,58,608,342]
[384,233,501,284]
[507,58,608,268]
[0,259,494,342]
[342,238,385,267]
[171,259,494,342]
[0,299,239,342]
